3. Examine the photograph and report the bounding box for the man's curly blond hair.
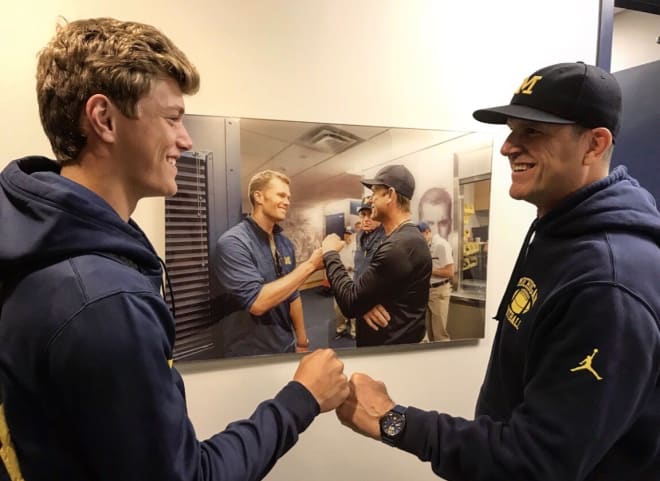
[36,17,200,164]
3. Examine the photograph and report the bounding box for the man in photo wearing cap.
[322,165,432,347]
[334,62,660,480]
[332,198,385,342]
[417,221,454,341]
[354,196,386,280]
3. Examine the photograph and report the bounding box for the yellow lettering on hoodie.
[506,277,538,330]
[0,403,25,481]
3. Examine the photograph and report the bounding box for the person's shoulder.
[385,224,421,248]
[431,234,451,248]
[71,254,157,298]
[218,219,251,245]
[4,254,161,339]
[398,222,426,240]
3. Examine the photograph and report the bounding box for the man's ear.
[584,127,613,165]
[387,187,395,205]
[82,94,117,144]
[253,190,264,206]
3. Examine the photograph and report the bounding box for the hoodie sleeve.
[394,284,660,481]
[47,292,320,481]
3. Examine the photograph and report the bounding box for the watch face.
[381,411,405,437]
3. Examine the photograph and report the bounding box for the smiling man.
[214,170,325,356]
[322,165,432,347]
[0,18,349,481]
[335,62,660,481]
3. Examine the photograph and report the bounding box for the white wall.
[2,1,605,480]
[612,9,660,71]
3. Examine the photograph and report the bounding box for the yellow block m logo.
[515,75,543,95]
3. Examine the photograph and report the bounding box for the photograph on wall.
[166,117,493,361]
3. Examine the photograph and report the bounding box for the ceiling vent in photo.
[296,125,363,154]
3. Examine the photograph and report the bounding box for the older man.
[322,165,432,347]
[335,62,660,481]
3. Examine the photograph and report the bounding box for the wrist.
[296,336,309,348]
[380,404,407,446]
[322,246,338,256]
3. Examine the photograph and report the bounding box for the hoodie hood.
[0,156,162,280]
[537,165,660,243]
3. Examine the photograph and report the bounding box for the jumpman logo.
[570,348,603,381]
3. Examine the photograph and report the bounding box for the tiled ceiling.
[239,118,467,206]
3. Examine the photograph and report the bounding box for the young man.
[322,165,432,347]
[0,18,348,481]
[335,62,660,481]
[417,221,454,341]
[214,170,322,357]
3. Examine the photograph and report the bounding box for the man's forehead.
[506,118,561,129]
[266,177,290,191]
[424,202,450,215]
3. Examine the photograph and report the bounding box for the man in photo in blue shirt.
[214,170,324,357]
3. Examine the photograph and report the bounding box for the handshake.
[292,349,395,440]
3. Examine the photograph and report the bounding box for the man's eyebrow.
[164,105,185,116]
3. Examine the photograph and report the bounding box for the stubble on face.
[260,178,291,223]
[502,120,590,216]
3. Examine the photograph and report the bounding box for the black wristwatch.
[379,404,407,446]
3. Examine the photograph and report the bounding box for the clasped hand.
[293,351,396,441]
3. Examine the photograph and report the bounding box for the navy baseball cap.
[417,221,430,232]
[361,164,415,199]
[472,62,622,138]
[357,202,372,213]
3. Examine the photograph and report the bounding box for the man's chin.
[509,186,528,201]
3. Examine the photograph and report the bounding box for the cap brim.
[360,178,379,190]
[473,104,576,125]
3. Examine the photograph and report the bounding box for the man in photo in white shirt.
[418,222,454,341]
[334,227,356,339]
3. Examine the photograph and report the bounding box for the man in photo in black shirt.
[321,165,432,347]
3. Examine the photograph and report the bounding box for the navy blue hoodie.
[394,167,660,481]
[0,156,319,481]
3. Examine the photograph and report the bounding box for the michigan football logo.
[506,277,538,329]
